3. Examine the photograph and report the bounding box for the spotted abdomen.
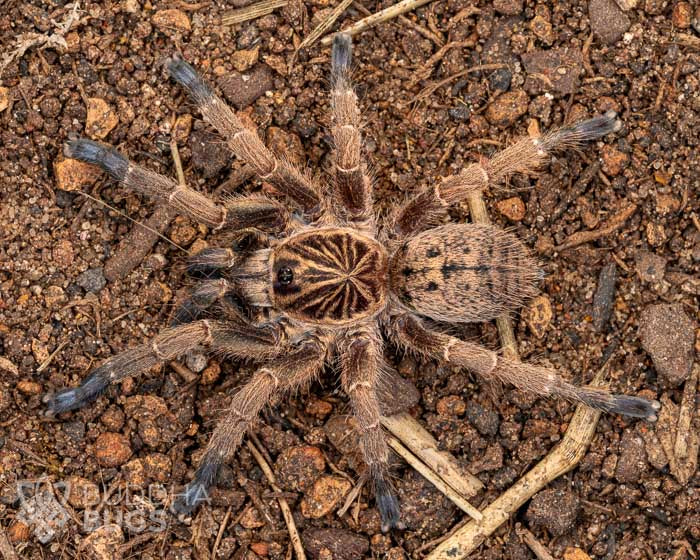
[389,224,538,322]
[271,228,389,325]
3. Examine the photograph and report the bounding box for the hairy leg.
[65,139,289,232]
[44,319,286,415]
[392,111,621,237]
[167,55,320,213]
[172,336,328,517]
[339,328,402,532]
[330,33,372,220]
[392,313,660,419]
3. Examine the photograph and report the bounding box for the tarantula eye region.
[277,267,294,285]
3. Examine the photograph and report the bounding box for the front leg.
[43,319,285,415]
[392,314,660,420]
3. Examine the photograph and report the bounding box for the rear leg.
[392,313,660,420]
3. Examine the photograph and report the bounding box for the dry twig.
[297,0,354,52]
[515,525,557,560]
[381,412,483,498]
[426,368,608,560]
[387,435,482,521]
[1,2,81,76]
[222,0,287,25]
[554,202,637,252]
[320,0,438,46]
[246,440,306,560]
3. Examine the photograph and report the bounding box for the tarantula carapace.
[45,34,659,531]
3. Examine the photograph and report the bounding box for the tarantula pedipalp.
[45,34,659,531]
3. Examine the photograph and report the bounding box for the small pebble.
[436,395,466,417]
[466,401,499,436]
[300,475,351,519]
[54,158,102,192]
[7,521,30,543]
[52,239,74,268]
[589,0,630,45]
[302,528,369,560]
[634,251,666,283]
[592,262,617,331]
[185,351,208,374]
[44,285,65,307]
[525,295,552,338]
[526,488,580,536]
[275,445,325,492]
[17,379,42,395]
[600,145,629,176]
[81,524,124,560]
[496,196,526,221]
[77,268,106,293]
[672,1,692,27]
[305,397,333,419]
[232,47,260,72]
[66,476,100,508]
[94,432,133,467]
[189,128,230,179]
[219,64,274,109]
[152,8,191,32]
[615,429,648,483]
[639,303,695,386]
[485,90,529,127]
[85,98,118,139]
[646,222,666,247]
[564,547,593,560]
[397,470,457,536]
[522,48,583,94]
[240,505,265,529]
[31,339,49,364]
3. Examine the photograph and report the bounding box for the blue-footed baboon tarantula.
[45,34,659,531]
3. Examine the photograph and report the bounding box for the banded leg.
[43,319,285,415]
[392,314,660,420]
[330,33,372,220]
[393,111,621,237]
[167,56,320,213]
[172,337,328,517]
[339,330,402,532]
[171,279,231,326]
[65,140,290,233]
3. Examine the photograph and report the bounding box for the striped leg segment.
[172,338,327,517]
[330,33,372,219]
[167,55,320,213]
[43,320,285,415]
[392,112,621,237]
[392,314,660,420]
[340,329,403,532]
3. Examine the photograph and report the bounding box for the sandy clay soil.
[0,0,698,558]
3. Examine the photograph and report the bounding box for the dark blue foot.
[375,476,404,532]
[43,369,109,415]
[64,138,128,180]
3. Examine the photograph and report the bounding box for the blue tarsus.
[64,138,128,180]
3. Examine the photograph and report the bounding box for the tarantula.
[45,34,659,531]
